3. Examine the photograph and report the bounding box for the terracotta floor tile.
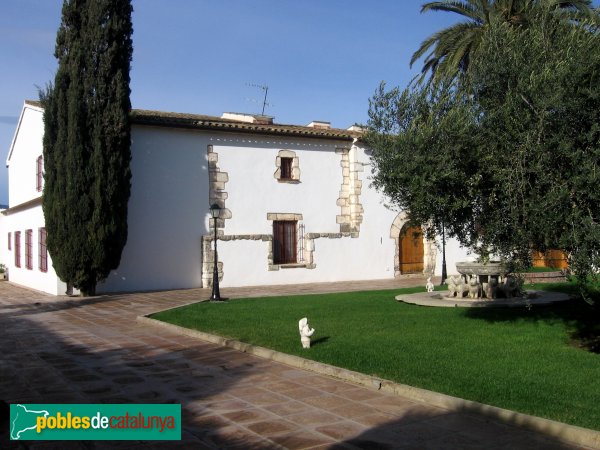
[315,421,368,440]
[245,418,296,436]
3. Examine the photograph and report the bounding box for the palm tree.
[411,0,594,86]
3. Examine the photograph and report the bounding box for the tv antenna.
[246,83,271,115]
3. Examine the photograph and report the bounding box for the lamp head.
[209,203,221,219]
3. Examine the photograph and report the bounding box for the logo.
[10,404,181,440]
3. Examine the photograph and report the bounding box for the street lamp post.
[209,203,223,301]
[440,221,448,285]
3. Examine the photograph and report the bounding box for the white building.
[0,100,468,295]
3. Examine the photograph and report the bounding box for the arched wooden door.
[399,225,424,274]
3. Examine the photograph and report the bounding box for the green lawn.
[151,283,600,431]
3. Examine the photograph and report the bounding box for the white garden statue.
[425,277,434,293]
[298,317,315,349]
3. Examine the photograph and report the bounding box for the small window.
[15,231,21,268]
[8,232,11,251]
[274,150,300,182]
[39,228,48,273]
[25,229,33,270]
[280,157,293,180]
[36,155,44,192]
[273,220,297,264]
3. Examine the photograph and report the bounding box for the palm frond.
[421,0,487,22]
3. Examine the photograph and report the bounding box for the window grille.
[298,223,305,262]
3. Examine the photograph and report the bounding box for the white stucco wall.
[2,205,66,295]
[215,140,399,287]
[433,236,471,277]
[1,103,66,295]
[0,208,8,270]
[99,126,211,293]
[100,129,406,291]
[6,104,44,207]
[2,102,470,295]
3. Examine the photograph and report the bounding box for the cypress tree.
[40,0,133,296]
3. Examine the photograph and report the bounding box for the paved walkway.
[0,279,592,449]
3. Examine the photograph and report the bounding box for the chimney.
[306,120,331,130]
[221,112,274,125]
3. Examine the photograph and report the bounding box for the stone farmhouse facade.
[0,100,468,295]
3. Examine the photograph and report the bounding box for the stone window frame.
[267,213,306,269]
[274,150,300,183]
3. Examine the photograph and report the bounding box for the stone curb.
[137,315,600,449]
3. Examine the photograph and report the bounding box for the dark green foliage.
[366,11,600,294]
[40,0,133,296]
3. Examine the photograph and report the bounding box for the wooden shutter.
[273,221,297,264]
[280,158,293,180]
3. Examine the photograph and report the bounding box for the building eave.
[1,196,42,215]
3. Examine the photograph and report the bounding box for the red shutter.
[39,228,48,272]
[36,155,43,192]
[25,229,33,270]
[15,231,21,268]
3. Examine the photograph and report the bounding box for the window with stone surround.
[8,232,11,251]
[274,150,300,182]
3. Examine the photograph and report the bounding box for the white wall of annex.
[99,126,211,293]
[7,106,44,207]
[1,205,66,295]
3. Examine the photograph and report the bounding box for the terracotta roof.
[24,100,362,141]
[131,108,361,140]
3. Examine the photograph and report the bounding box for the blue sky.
[0,0,455,204]
[0,1,493,205]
